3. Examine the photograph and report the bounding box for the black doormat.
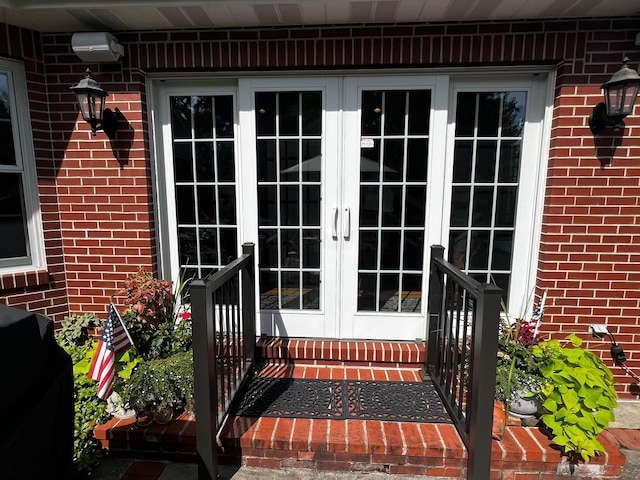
[230,376,451,423]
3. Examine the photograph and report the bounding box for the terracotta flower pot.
[492,399,506,440]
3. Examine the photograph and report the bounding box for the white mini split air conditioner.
[71,32,124,63]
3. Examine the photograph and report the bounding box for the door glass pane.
[170,95,238,278]
[448,91,527,303]
[356,89,431,313]
[257,91,322,310]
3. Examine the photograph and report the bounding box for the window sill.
[0,269,50,291]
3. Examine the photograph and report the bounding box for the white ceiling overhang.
[0,0,639,33]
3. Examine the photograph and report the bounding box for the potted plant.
[113,269,195,424]
[532,334,618,463]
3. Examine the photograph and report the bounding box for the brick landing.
[96,340,626,479]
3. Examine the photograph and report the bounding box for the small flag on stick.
[531,289,547,339]
[88,303,133,400]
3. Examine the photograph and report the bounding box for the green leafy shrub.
[121,351,194,412]
[532,334,617,462]
[56,332,108,477]
[57,312,102,350]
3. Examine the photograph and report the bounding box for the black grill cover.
[0,305,74,480]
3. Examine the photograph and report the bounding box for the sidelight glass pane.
[492,231,513,270]
[477,93,500,137]
[218,186,237,225]
[199,228,218,264]
[401,274,423,312]
[219,228,237,264]
[171,95,238,278]
[502,92,526,137]
[475,140,497,183]
[215,96,234,138]
[176,186,195,223]
[178,228,196,265]
[193,96,213,138]
[173,143,193,182]
[472,186,494,227]
[403,231,424,270]
[197,186,216,224]
[195,142,215,181]
[495,186,517,227]
[171,96,191,139]
[217,142,235,182]
[448,90,527,305]
[469,231,490,269]
[499,140,521,182]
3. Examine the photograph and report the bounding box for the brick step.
[95,360,626,479]
[257,337,425,367]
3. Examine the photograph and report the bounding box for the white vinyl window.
[0,58,44,273]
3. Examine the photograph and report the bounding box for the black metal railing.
[424,245,502,480]
[191,243,256,480]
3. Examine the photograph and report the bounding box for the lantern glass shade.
[70,69,109,135]
[604,81,639,117]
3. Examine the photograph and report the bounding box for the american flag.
[88,303,133,400]
[531,289,547,339]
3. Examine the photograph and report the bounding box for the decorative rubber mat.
[231,377,451,423]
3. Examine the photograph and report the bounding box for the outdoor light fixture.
[70,68,117,137]
[589,57,640,134]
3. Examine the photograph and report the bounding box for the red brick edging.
[95,414,625,479]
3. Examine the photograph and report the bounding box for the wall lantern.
[589,57,640,134]
[70,68,117,137]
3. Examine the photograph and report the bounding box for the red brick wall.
[2,16,640,394]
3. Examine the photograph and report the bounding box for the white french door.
[238,76,446,340]
[152,71,551,342]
